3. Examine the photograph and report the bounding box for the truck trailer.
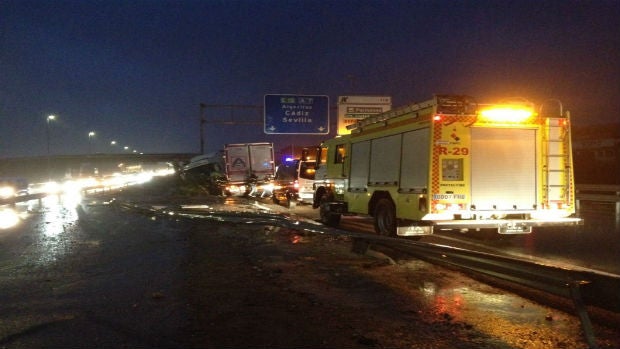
[223,142,275,196]
[312,95,582,237]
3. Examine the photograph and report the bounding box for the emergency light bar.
[478,105,535,123]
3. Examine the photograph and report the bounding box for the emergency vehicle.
[271,157,316,208]
[312,95,582,236]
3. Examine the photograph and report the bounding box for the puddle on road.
[397,259,581,343]
[25,195,83,267]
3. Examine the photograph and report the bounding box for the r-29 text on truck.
[312,95,583,237]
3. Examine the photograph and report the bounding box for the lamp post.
[88,131,96,154]
[46,115,55,155]
[46,115,55,180]
[200,103,206,154]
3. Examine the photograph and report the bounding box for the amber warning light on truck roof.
[478,104,535,123]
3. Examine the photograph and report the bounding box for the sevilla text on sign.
[264,94,329,134]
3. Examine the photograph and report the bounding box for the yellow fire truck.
[312,95,583,236]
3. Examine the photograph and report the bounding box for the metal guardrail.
[369,238,619,349]
[576,184,620,216]
[103,200,619,348]
[0,193,46,205]
[0,185,130,206]
[577,184,620,195]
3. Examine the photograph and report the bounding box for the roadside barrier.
[105,200,618,349]
[576,184,620,216]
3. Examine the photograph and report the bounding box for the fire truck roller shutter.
[470,128,536,211]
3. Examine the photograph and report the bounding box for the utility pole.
[200,103,206,154]
[46,115,55,180]
[198,104,262,155]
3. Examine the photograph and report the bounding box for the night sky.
[2,0,619,158]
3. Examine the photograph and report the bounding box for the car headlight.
[0,186,16,199]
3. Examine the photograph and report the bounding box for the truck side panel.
[349,141,370,191]
[347,140,370,213]
[369,134,400,185]
[400,128,430,190]
[395,128,432,221]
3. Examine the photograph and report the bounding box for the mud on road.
[162,177,620,348]
[185,220,619,349]
[2,176,618,348]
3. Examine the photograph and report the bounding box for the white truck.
[223,142,275,196]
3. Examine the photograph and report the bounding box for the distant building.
[572,123,620,184]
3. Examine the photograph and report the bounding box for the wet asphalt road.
[1,188,619,347]
[0,195,190,348]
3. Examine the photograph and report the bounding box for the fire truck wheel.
[374,198,396,237]
[319,205,341,227]
[286,198,296,209]
[313,187,327,209]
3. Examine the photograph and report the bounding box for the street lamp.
[88,131,96,154]
[46,115,55,154]
[46,115,55,180]
[200,103,206,154]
